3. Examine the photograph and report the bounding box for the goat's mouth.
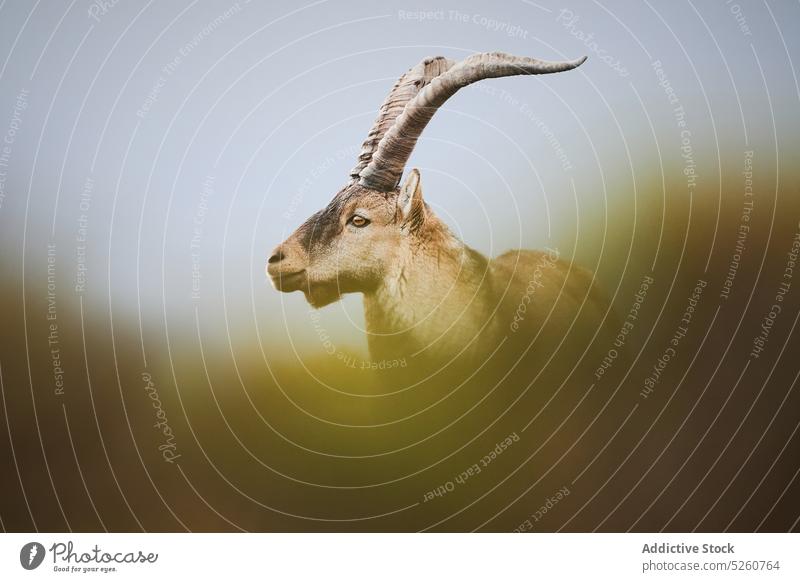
[270,271,342,307]
[269,270,307,292]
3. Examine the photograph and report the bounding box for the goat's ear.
[398,169,425,231]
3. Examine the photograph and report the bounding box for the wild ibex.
[268,52,610,368]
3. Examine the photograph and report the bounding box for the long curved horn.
[349,56,456,181]
[358,52,587,192]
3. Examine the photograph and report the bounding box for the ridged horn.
[358,52,587,192]
[349,56,456,181]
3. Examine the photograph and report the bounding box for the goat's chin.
[303,283,342,309]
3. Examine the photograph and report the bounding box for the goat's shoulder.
[490,248,574,280]
[489,249,602,306]
[489,249,612,348]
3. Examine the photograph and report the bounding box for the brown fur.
[268,171,611,367]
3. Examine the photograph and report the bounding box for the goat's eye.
[349,215,370,228]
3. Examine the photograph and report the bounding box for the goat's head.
[267,171,425,307]
[267,52,586,307]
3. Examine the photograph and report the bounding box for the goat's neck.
[363,228,493,362]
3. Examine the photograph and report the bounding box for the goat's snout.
[266,242,308,294]
[266,246,287,278]
[268,249,285,265]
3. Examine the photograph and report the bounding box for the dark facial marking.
[295,187,357,252]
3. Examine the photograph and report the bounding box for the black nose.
[268,250,285,264]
